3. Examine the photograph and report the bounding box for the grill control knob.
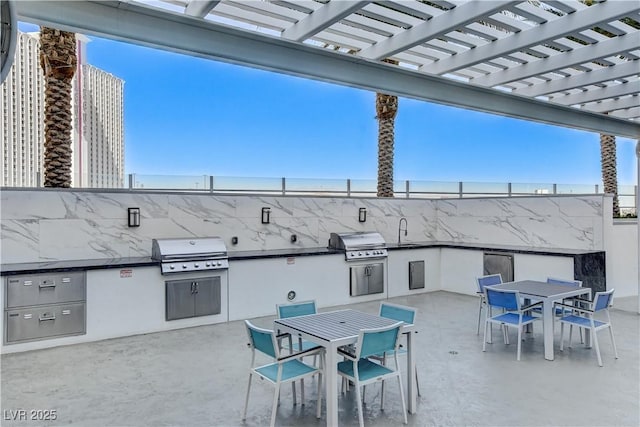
[182,264,187,269]
[366,251,370,256]
[205,262,211,267]
[194,264,199,268]
[358,252,363,256]
[169,265,175,270]
[216,261,222,266]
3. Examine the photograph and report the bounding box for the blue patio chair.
[558,288,619,366]
[242,320,324,427]
[368,302,421,398]
[337,321,407,427]
[483,287,542,361]
[276,300,318,404]
[476,274,503,335]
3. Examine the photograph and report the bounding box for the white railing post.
[347,179,351,197]
[458,181,463,198]
[281,177,286,196]
[405,180,410,198]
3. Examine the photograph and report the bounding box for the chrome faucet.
[398,217,408,245]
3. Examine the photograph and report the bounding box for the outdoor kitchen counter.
[1,242,603,275]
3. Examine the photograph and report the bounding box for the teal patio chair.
[558,288,619,366]
[337,321,407,427]
[476,274,503,334]
[483,287,542,361]
[368,302,421,399]
[242,320,324,427]
[276,300,318,404]
[276,300,318,352]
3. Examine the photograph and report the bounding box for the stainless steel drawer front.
[6,303,86,343]
[6,272,86,308]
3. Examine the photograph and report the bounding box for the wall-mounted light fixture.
[358,207,367,223]
[128,207,140,227]
[287,290,296,301]
[261,207,271,224]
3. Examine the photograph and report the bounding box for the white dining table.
[488,280,591,360]
[274,308,416,426]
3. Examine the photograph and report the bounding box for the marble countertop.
[1,242,604,275]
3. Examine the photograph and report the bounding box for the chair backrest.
[356,321,404,360]
[477,274,503,292]
[276,300,317,319]
[379,302,416,325]
[245,320,278,359]
[485,288,520,311]
[593,288,615,312]
[547,277,582,287]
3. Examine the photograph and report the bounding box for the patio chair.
[558,288,619,367]
[337,321,407,427]
[367,302,421,398]
[476,274,503,335]
[242,320,324,427]
[483,287,542,361]
[276,300,318,351]
[545,277,584,341]
[275,300,318,405]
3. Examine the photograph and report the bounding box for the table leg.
[406,331,417,413]
[325,343,338,426]
[543,300,554,360]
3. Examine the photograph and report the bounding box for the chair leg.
[415,368,421,397]
[242,373,253,420]
[516,325,522,361]
[270,383,280,427]
[568,325,574,349]
[592,328,603,367]
[608,325,619,359]
[355,382,365,427]
[300,378,305,406]
[560,322,565,351]
[397,374,408,424]
[483,320,490,351]
[477,298,483,335]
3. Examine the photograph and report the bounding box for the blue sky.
[22,23,638,185]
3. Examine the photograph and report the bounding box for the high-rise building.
[1,31,125,188]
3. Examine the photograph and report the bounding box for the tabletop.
[274,309,405,342]
[489,280,585,298]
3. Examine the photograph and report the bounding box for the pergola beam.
[551,81,639,106]
[473,34,639,88]
[185,0,220,18]
[358,1,514,60]
[281,0,371,42]
[515,60,640,97]
[15,0,640,138]
[429,1,640,75]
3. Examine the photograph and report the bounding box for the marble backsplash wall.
[0,189,605,263]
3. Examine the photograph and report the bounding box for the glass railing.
[10,173,638,216]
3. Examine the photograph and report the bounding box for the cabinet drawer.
[6,272,86,308]
[5,303,86,343]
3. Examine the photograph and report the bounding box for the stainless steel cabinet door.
[350,263,384,296]
[193,277,221,317]
[165,279,196,321]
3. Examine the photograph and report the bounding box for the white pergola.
[8,0,640,139]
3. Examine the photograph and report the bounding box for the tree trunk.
[376,92,398,198]
[600,133,620,217]
[40,27,77,188]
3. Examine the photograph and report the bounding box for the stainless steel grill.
[152,237,228,274]
[328,232,388,261]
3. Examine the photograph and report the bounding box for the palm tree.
[375,91,398,197]
[39,27,77,187]
[600,133,620,217]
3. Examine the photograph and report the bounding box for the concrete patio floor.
[1,291,638,427]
